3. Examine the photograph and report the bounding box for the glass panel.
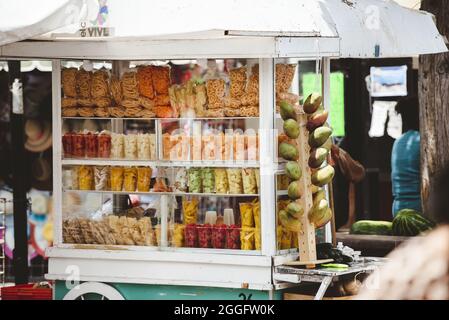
[59,57,266,253]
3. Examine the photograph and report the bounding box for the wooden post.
[419,0,449,221]
[297,112,317,262]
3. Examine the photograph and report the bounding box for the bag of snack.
[182,197,199,224]
[242,168,257,194]
[226,169,243,194]
[110,166,124,191]
[188,168,202,193]
[239,202,254,228]
[123,167,137,192]
[214,168,228,194]
[240,227,255,250]
[201,168,215,193]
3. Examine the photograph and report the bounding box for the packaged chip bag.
[242,168,257,194]
[214,168,228,194]
[291,232,299,249]
[226,168,243,194]
[137,167,152,192]
[78,165,94,190]
[182,197,199,224]
[240,227,255,250]
[201,168,215,193]
[281,230,292,250]
[171,223,185,248]
[239,202,254,228]
[110,166,124,191]
[123,167,137,192]
[252,199,260,229]
[188,168,202,193]
[255,228,261,250]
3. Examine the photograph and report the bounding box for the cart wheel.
[63,282,125,300]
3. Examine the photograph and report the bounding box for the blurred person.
[391,96,421,217]
[356,165,449,300]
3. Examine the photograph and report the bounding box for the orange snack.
[151,66,171,95]
[154,106,174,118]
[137,66,155,99]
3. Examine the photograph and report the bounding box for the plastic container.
[62,132,74,158]
[72,133,86,158]
[1,284,52,300]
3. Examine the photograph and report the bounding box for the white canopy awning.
[0,0,446,58]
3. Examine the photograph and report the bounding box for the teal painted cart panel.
[55,281,283,300]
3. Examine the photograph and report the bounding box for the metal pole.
[8,60,29,284]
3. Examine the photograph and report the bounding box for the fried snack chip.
[78,107,95,117]
[94,107,110,118]
[214,168,228,194]
[206,79,225,109]
[242,168,257,195]
[109,106,126,118]
[76,69,92,99]
[62,97,77,108]
[110,75,122,104]
[139,96,154,110]
[151,65,171,95]
[137,167,152,192]
[137,66,155,99]
[94,97,112,109]
[110,166,124,191]
[154,105,174,118]
[227,168,243,194]
[91,69,110,98]
[62,107,78,117]
[77,98,94,107]
[182,197,199,224]
[121,71,139,100]
[62,68,78,98]
[78,165,94,190]
[240,227,255,250]
[239,202,255,228]
[123,167,137,192]
[155,94,170,106]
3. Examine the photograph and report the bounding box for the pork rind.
[240,106,259,117]
[206,79,225,109]
[214,168,229,194]
[76,69,92,99]
[121,71,139,100]
[124,134,138,159]
[242,168,257,195]
[137,66,155,99]
[111,133,125,158]
[62,68,78,98]
[226,168,243,194]
[91,69,110,98]
[149,134,157,159]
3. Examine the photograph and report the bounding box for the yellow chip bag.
[239,202,254,228]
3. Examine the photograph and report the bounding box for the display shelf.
[62,116,259,121]
[61,158,261,168]
[63,189,260,198]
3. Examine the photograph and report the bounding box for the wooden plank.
[297,112,317,262]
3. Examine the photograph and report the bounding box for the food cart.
[0,0,446,300]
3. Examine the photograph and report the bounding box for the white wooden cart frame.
[2,35,338,291]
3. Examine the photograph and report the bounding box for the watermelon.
[392,209,435,236]
[350,220,393,236]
